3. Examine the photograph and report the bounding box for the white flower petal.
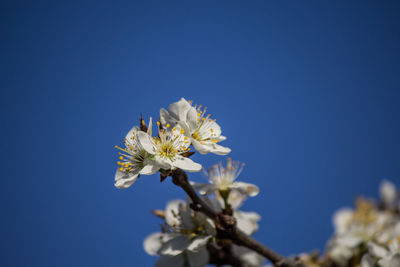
[187,236,212,252]
[155,255,184,267]
[215,135,227,141]
[361,254,374,267]
[191,183,216,195]
[329,244,353,265]
[191,140,231,155]
[154,155,173,170]
[179,205,195,230]
[165,200,185,227]
[143,232,163,256]
[136,131,157,154]
[124,126,139,148]
[159,235,191,256]
[337,235,362,248]
[230,182,259,197]
[367,242,388,258]
[177,121,192,137]
[210,143,231,155]
[139,162,160,175]
[173,156,202,172]
[389,254,400,267]
[191,139,212,154]
[380,180,397,208]
[227,191,246,210]
[114,169,139,189]
[235,211,261,235]
[187,246,210,267]
[333,208,353,234]
[185,106,198,133]
[160,108,176,125]
[168,98,192,121]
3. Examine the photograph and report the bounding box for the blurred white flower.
[114,118,161,188]
[363,238,400,267]
[328,197,400,266]
[193,158,259,197]
[160,98,231,155]
[137,123,202,172]
[143,199,214,267]
[380,180,397,209]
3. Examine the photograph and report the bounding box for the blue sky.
[1,1,400,266]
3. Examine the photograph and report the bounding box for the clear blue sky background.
[1,1,400,266]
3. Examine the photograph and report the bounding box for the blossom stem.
[170,168,305,267]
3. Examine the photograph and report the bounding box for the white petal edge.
[114,169,139,189]
[165,200,185,227]
[159,235,191,256]
[230,182,259,197]
[367,242,388,258]
[136,131,157,154]
[168,98,192,122]
[191,182,216,195]
[333,208,353,234]
[173,155,202,172]
[143,232,164,256]
[361,254,374,267]
[186,236,212,252]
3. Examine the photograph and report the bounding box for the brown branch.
[207,243,243,267]
[170,168,305,267]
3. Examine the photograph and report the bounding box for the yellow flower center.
[160,142,177,158]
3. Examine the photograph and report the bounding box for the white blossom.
[160,98,231,155]
[137,123,202,172]
[114,118,160,188]
[143,199,214,267]
[193,158,259,197]
[380,180,397,209]
[328,197,400,266]
[362,238,400,267]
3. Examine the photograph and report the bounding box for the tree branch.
[170,168,305,267]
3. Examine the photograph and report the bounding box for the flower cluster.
[114,97,399,267]
[294,180,400,267]
[114,98,230,188]
[143,158,264,267]
[326,180,400,267]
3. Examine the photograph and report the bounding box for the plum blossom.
[380,180,398,209]
[114,118,161,188]
[137,123,202,173]
[193,158,259,198]
[361,238,400,267]
[327,192,400,266]
[160,98,231,155]
[143,199,215,267]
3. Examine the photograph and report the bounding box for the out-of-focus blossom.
[143,199,214,267]
[361,238,400,267]
[380,180,397,209]
[326,180,400,267]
